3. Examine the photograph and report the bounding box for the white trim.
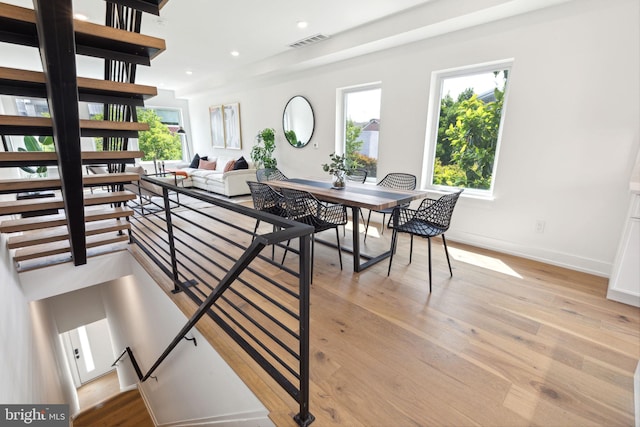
[446,230,611,277]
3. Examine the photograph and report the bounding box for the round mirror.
[283,96,314,148]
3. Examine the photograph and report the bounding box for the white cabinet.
[608,194,640,307]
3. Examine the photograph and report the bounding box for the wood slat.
[13,233,129,262]
[0,66,157,103]
[0,173,139,194]
[0,206,134,233]
[0,191,136,215]
[0,151,145,167]
[0,3,165,64]
[0,115,149,136]
[7,219,130,249]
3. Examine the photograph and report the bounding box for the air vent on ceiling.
[289,34,329,49]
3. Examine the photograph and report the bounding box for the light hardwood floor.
[131,203,640,427]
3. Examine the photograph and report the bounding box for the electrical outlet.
[313,142,319,149]
[535,220,545,234]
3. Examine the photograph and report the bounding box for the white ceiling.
[1,0,572,97]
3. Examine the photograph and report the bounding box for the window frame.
[336,82,382,182]
[423,59,513,199]
[136,105,189,162]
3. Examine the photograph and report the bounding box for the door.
[65,318,115,385]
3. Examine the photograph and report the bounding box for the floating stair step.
[7,219,130,249]
[0,3,165,65]
[0,191,137,216]
[0,115,149,138]
[0,151,145,167]
[0,173,139,194]
[13,233,130,262]
[0,207,134,233]
[0,66,157,106]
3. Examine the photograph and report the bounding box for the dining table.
[266,177,427,272]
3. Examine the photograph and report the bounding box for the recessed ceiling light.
[297,21,308,29]
[185,70,193,75]
[74,13,88,21]
[230,51,240,57]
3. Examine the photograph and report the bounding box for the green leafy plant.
[250,128,277,168]
[322,152,359,188]
[137,109,182,161]
[19,135,54,177]
[284,129,299,147]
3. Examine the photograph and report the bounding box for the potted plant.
[322,152,358,189]
[250,128,277,169]
[19,135,54,177]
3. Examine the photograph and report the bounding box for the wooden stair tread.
[7,219,130,249]
[0,66,157,102]
[0,150,145,167]
[0,191,137,215]
[13,233,129,262]
[0,173,139,194]
[0,207,134,233]
[0,3,165,64]
[0,115,149,134]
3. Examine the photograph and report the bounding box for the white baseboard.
[606,288,640,307]
[446,230,611,277]
[155,410,274,427]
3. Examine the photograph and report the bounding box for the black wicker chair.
[387,189,463,292]
[256,168,288,182]
[281,187,347,276]
[364,172,417,241]
[346,168,368,183]
[247,180,287,234]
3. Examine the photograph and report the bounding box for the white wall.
[184,0,639,276]
[0,235,78,413]
[101,261,272,426]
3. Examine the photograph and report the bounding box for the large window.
[136,107,185,162]
[340,84,381,180]
[426,61,512,195]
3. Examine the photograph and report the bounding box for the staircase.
[0,0,166,270]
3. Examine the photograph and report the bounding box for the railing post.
[294,233,315,426]
[162,187,181,292]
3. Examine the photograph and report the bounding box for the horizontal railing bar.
[143,176,313,237]
[141,238,268,382]
[214,302,300,379]
[217,292,300,356]
[183,286,301,400]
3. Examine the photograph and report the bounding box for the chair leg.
[409,235,414,263]
[335,227,343,270]
[387,229,398,276]
[364,210,373,242]
[427,237,432,293]
[311,234,315,280]
[442,234,453,277]
[380,213,386,235]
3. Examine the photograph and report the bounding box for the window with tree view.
[430,63,511,194]
[342,85,380,180]
[136,107,184,162]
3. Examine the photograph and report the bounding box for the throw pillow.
[199,159,217,170]
[233,156,249,170]
[223,160,236,172]
[189,153,200,168]
[189,153,208,168]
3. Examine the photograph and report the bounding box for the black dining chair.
[247,180,287,233]
[387,189,463,292]
[281,187,347,276]
[256,168,288,182]
[343,168,368,235]
[364,172,417,241]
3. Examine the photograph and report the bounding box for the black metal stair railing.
[125,176,316,426]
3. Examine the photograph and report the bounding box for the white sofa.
[175,156,256,197]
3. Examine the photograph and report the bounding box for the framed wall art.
[223,103,242,149]
[209,105,225,148]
